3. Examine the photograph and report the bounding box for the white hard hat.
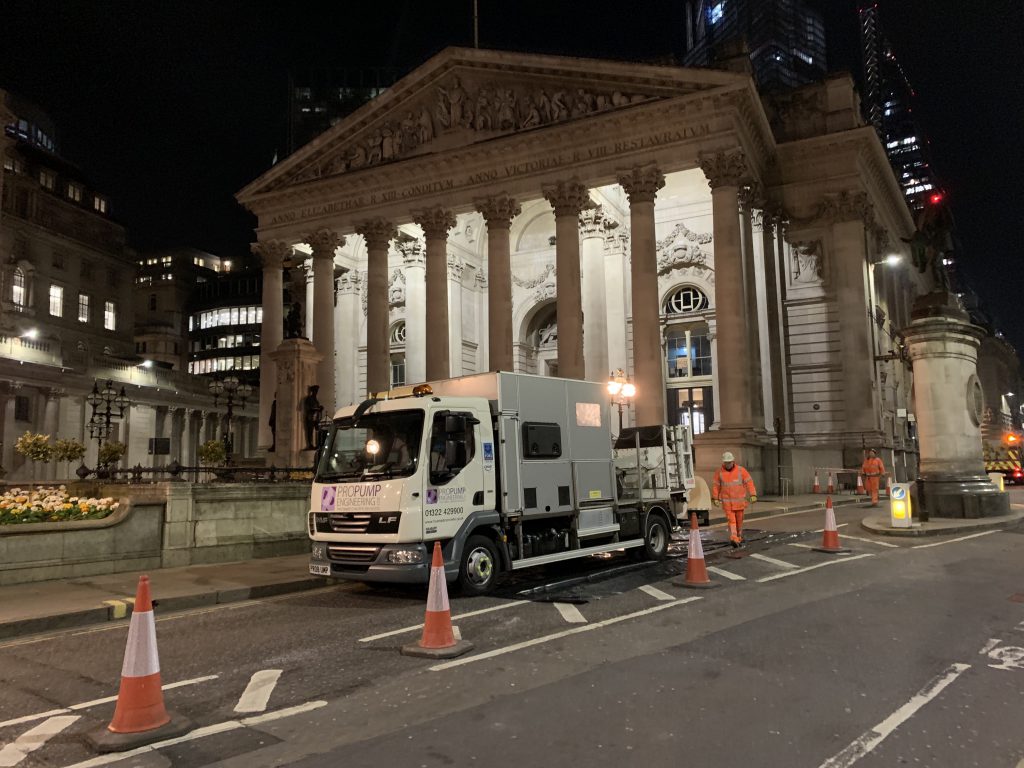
[722,451,735,462]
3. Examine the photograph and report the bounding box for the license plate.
[309,563,331,576]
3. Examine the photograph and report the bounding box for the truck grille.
[328,512,373,534]
[327,544,381,564]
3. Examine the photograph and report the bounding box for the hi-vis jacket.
[861,457,885,478]
[712,465,756,511]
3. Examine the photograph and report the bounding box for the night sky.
[1,0,1021,349]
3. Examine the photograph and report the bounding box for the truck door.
[422,410,485,540]
[498,414,521,515]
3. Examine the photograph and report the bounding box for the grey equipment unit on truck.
[308,372,694,595]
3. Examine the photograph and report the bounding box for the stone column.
[396,234,426,383]
[476,194,521,373]
[448,255,465,376]
[904,293,1009,519]
[739,187,765,429]
[305,229,344,416]
[617,165,665,425]
[604,229,630,377]
[413,208,457,381]
[42,388,62,480]
[580,206,610,382]
[335,272,362,406]
[699,152,750,429]
[356,218,396,394]
[542,181,592,381]
[168,407,182,465]
[759,211,791,433]
[252,240,291,449]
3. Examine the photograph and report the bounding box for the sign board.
[148,437,170,455]
[889,482,913,528]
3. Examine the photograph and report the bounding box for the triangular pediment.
[239,47,747,200]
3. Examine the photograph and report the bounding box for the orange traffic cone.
[826,472,835,494]
[856,474,866,495]
[674,513,719,589]
[813,496,850,554]
[401,542,474,659]
[87,576,191,752]
[812,471,821,494]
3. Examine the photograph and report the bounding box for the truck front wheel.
[641,513,670,561]
[458,535,500,595]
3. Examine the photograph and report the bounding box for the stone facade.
[237,48,927,493]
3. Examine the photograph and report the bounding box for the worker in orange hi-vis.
[861,448,886,507]
[712,451,757,548]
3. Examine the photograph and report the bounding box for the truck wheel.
[641,513,670,561]
[458,535,499,595]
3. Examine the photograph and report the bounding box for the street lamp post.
[86,380,129,449]
[209,375,254,463]
[607,368,636,434]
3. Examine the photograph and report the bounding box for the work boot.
[730,538,740,549]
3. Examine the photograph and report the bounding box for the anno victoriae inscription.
[268,125,711,226]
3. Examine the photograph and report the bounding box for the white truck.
[308,372,700,594]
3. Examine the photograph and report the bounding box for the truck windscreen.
[315,409,425,482]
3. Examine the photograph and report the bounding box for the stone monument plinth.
[268,338,323,469]
[903,291,1009,520]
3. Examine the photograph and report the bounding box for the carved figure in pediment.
[595,93,610,111]
[572,89,595,118]
[792,240,823,284]
[399,111,417,153]
[417,107,434,144]
[437,76,470,130]
[496,88,517,130]
[474,87,494,131]
[388,268,406,307]
[348,144,367,169]
[381,123,396,161]
[366,128,383,164]
[612,91,629,107]
[536,90,552,123]
[521,95,542,129]
[551,90,569,121]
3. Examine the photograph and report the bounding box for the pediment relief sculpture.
[656,223,714,279]
[791,240,824,285]
[278,75,662,188]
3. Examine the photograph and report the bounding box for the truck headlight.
[386,548,424,564]
[311,543,327,560]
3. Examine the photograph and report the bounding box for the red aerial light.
[929,192,944,205]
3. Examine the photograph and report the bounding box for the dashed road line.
[429,597,703,672]
[0,715,80,767]
[358,600,529,642]
[553,603,587,623]
[0,675,218,730]
[638,584,677,601]
[911,530,1000,549]
[979,638,1001,655]
[840,534,899,548]
[749,553,800,570]
[706,566,745,581]
[233,669,282,714]
[788,543,814,549]
[757,553,874,583]
[818,663,970,768]
[60,701,327,768]
[452,625,462,640]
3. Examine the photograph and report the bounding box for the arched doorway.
[663,285,714,434]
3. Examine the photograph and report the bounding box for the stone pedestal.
[904,292,1009,519]
[268,339,323,470]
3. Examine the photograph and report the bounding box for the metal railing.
[74,460,315,484]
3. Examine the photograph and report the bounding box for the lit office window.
[104,301,116,331]
[39,170,56,191]
[49,285,64,317]
[78,294,90,323]
[11,269,26,308]
[93,196,108,214]
[66,183,82,202]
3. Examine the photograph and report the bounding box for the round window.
[664,286,709,315]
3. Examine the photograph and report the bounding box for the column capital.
[699,150,749,190]
[542,180,594,217]
[447,253,465,281]
[356,217,397,250]
[304,228,345,259]
[412,207,457,239]
[617,164,665,204]
[395,231,425,267]
[579,205,619,238]
[251,240,292,270]
[45,387,66,401]
[475,194,521,229]
[817,190,874,224]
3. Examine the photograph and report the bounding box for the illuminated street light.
[209,375,254,461]
[885,254,902,266]
[86,379,129,447]
[607,368,636,433]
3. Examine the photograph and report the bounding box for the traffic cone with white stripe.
[813,496,850,554]
[401,542,474,659]
[856,473,866,495]
[812,471,821,493]
[826,472,835,494]
[87,576,192,752]
[674,513,719,589]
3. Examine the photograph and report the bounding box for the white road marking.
[839,534,899,548]
[233,669,282,714]
[452,625,462,640]
[60,701,327,768]
[749,553,800,570]
[788,543,814,549]
[429,597,703,672]
[979,638,1002,655]
[0,675,218,729]
[553,602,587,623]
[706,566,745,581]
[814,523,850,533]
[358,600,529,642]
[639,584,677,600]
[911,530,1000,549]
[0,715,79,767]
[817,663,970,768]
[757,553,875,583]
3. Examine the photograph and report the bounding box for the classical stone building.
[237,48,927,492]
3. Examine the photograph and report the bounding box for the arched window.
[663,285,709,315]
[390,321,407,346]
[389,322,406,386]
[11,268,25,308]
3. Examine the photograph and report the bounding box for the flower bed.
[0,486,119,525]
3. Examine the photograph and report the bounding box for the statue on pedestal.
[904,196,954,293]
[284,302,304,339]
[303,385,322,450]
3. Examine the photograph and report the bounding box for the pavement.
[0,491,1018,642]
